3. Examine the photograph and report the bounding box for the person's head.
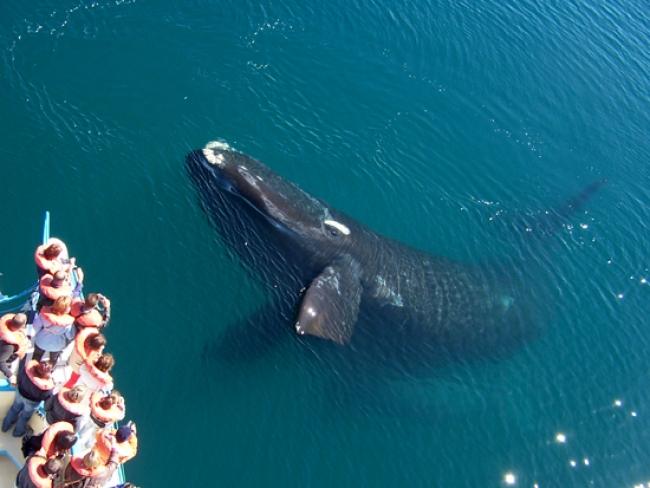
[43,458,61,476]
[82,450,102,470]
[35,360,53,379]
[85,333,106,352]
[8,313,27,331]
[51,271,67,287]
[116,425,133,443]
[52,296,71,315]
[55,431,77,452]
[84,293,99,310]
[95,354,114,373]
[67,384,87,403]
[98,393,117,410]
[43,243,62,259]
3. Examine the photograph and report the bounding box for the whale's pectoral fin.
[294,256,362,345]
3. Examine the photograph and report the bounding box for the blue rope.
[0,283,38,304]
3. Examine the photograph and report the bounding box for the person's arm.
[98,294,111,328]
[0,342,17,380]
[91,435,120,484]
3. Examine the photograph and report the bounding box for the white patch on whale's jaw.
[324,220,351,235]
[202,148,224,166]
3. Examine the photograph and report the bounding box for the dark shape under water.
[186,142,605,377]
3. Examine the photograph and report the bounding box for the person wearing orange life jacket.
[62,434,120,488]
[43,384,89,433]
[94,421,137,465]
[79,353,114,394]
[89,391,125,429]
[15,455,61,488]
[37,271,74,311]
[76,391,125,448]
[32,296,75,365]
[0,312,30,386]
[21,421,77,459]
[2,360,54,437]
[70,293,111,330]
[34,242,69,278]
[65,330,106,388]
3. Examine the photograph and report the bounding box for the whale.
[186,142,605,375]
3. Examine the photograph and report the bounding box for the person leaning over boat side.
[37,271,73,311]
[15,455,61,488]
[63,433,120,488]
[78,353,114,394]
[0,312,30,386]
[43,384,89,433]
[93,421,137,465]
[32,296,75,365]
[2,360,54,437]
[65,330,106,388]
[89,391,125,429]
[70,293,111,330]
[21,421,77,459]
[76,391,125,449]
[34,242,72,278]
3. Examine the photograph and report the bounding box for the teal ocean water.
[2,0,650,486]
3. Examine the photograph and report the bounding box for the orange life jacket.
[82,361,113,388]
[94,428,138,464]
[39,274,72,300]
[39,306,75,330]
[39,421,75,459]
[34,245,64,276]
[89,392,125,424]
[57,386,90,417]
[26,455,54,488]
[0,313,28,359]
[73,327,101,363]
[70,299,103,328]
[69,454,107,478]
[25,360,55,391]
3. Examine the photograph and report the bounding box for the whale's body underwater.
[186,143,604,375]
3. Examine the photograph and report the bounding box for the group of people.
[0,240,139,488]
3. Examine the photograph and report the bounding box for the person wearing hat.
[2,360,54,437]
[15,455,61,488]
[94,421,138,464]
[0,312,30,386]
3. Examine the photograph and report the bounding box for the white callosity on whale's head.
[202,148,225,166]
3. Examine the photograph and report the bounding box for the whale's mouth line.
[196,151,299,236]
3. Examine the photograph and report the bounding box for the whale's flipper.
[295,256,362,345]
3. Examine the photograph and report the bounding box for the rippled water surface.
[1,0,650,486]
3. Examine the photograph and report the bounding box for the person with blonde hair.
[32,295,75,365]
[44,384,89,433]
[63,433,120,488]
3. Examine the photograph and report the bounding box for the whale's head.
[186,142,355,261]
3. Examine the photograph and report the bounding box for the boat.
[0,211,126,487]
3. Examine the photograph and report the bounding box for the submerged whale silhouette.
[186,142,605,373]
